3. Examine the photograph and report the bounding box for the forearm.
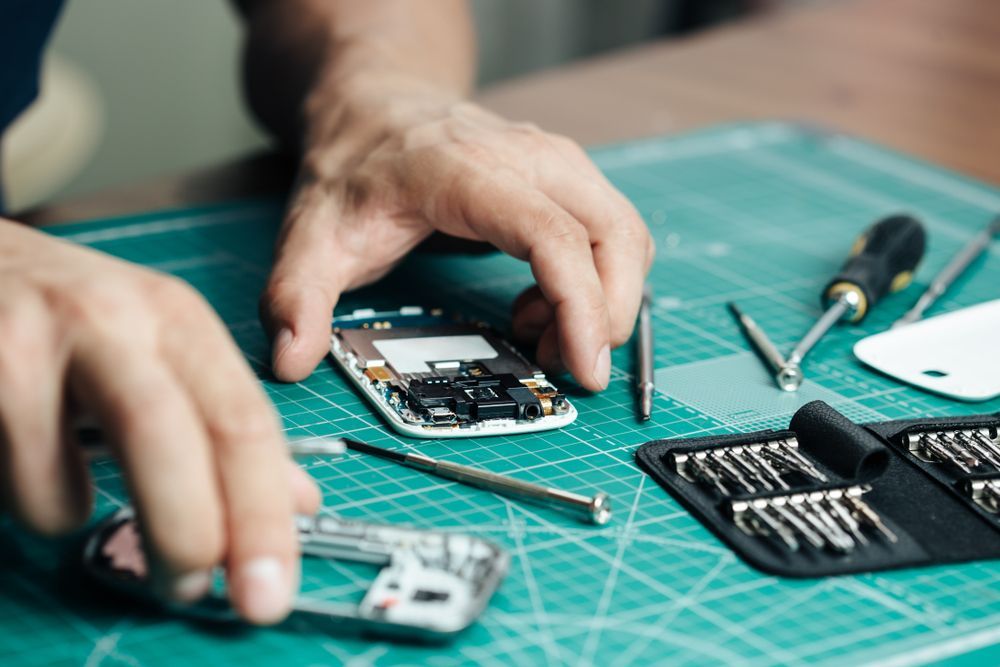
[235,0,476,148]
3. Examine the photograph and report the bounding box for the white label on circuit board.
[373,335,498,374]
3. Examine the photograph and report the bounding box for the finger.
[533,143,654,346]
[261,191,348,383]
[452,174,611,390]
[511,285,554,343]
[69,341,223,605]
[0,298,90,535]
[289,460,321,515]
[535,323,564,375]
[160,294,304,625]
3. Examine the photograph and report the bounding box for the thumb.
[260,204,348,383]
[260,276,337,383]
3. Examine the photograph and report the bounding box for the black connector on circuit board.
[409,374,566,424]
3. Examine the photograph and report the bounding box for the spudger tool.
[733,214,927,391]
[340,438,612,525]
[893,215,1000,327]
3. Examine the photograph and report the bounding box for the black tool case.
[635,401,1000,577]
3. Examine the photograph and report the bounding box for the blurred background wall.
[2,0,758,212]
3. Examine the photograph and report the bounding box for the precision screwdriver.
[773,214,927,391]
[893,215,1000,327]
[341,438,612,525]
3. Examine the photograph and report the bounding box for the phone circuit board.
[329,307,577,438]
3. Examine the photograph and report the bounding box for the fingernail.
[592,344,611,390]
[172,570,213,603]
[272,328,294,365]
[238,557,292,624]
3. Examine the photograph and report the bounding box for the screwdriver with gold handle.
[775,214,927,391]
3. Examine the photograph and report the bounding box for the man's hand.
[237,0,654,391]
[260,82,654,390]
[0,220,319,624]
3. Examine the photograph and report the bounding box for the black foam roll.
[790,400,890,482]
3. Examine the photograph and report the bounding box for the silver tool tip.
[776,365,804,392]
[590,492,612,525]
[288,436,347,457]
[639,385,653,421]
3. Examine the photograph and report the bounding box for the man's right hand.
[0,219,318,624]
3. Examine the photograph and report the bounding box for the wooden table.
[26,0,1000,225]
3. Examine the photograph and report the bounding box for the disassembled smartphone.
[82,507,509,641]
[329,307,577,438]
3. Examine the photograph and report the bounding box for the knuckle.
[610,322,634,349]
[449,101,492,125]
[114,388,168,434]
[153,516,225,573]
[401,120,447,151]
[206,409,279,451]
[613,211,649,239]
[15,500,88,538]
[536,214,589,247]
[47,278,146,335]
[230,505,294,544]
[511,121,543,138]
[451,141,495,168]
[549,133,586,156]
[583,293,609,320]
[0,302,44,379]
[261,277,296,309]
[70,278,139,316]
[150,275,207,315]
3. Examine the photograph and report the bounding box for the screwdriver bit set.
[729,485,896,554]
[882,419,1000,529]
[966,477,1000,514]
[906,427,1000,473]
[637,401,1000,577]
[672,437,828,496]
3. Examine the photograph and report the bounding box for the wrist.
[298,67,467,178]
[307,62,463,125]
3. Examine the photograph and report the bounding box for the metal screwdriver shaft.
[728,302,802,389]
[777,292,858,391]
[636,285,655,421]
[893,215,1000,327]
[774,214,927,391]
[341,438,612,525]
[728,302,786,374]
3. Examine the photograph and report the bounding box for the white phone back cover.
[854,299,1000,402]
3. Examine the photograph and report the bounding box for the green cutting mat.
[3,122,1000,666]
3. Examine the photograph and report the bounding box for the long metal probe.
[893,215,1000,327]
[728,302,786,372]
[727,302,801,390]
[341,438,612,525]
[637,285,655,421]
[785,294,853,368]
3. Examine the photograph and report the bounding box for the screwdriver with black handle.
[774,214,927,391]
